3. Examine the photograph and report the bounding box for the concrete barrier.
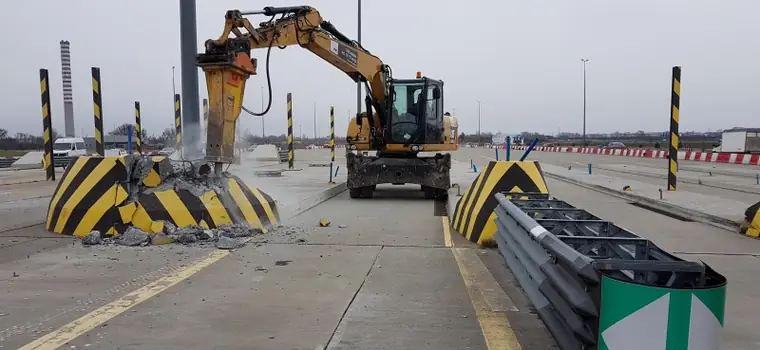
[450,160,549,245]
[45,155,279,237]
[249,144,279,161]
[741,201,760,238]
[12,151,44,169]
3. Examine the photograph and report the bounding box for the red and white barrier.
[507,145,760,165]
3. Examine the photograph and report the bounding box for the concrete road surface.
[0,150,556,350]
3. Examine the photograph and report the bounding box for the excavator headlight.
[349,144,357,150]
[411,145,421,152]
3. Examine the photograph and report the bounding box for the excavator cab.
[387,77,445,147]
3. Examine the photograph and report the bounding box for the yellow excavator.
[197,5,459,200]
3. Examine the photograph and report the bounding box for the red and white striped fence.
[507,145,760,165]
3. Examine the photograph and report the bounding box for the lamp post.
[476,100,482,144]
[356,0,362,121]
[260,85,265,141]
[581,58,589,146]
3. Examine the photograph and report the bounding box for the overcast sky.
[1,0,758,138]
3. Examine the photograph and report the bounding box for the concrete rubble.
[82,222,257,249]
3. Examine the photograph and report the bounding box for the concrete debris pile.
[46,154,279,237]
[82,222,261,250]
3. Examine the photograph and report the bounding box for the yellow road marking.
[18,250,230,350]
[442,216,453,248]
[446,220,521,350]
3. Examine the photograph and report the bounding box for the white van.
[53,137,88,157]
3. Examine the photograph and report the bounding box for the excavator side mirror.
[432,87,441,100]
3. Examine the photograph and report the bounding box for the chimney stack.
[60,40,75,137]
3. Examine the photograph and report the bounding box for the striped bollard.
[667,66,681,191]
[91,67,104,156]
[39,69,55,180]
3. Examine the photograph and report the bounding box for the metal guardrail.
[54,156,75,168]
[494,192,726,349]
[0,158,18,168]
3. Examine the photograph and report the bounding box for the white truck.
[714,128,760,153]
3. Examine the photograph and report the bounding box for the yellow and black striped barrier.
[45,156,279,237]
[39,69,55,181]
[741,201,760,238]
[134,101,142,154]
[668,66,681,191]
[329,105,335,183]
[174,94,182,150]
[287,93,294,169]
[91,67,105,156]
[452,161,549,245]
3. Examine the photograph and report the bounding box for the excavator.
[197,5,459,200]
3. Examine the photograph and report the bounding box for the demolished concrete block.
[177,233,198,244]
[81,231,102,246]
[161,221,177,235]
[200,230,215,241]
[216,236,245,250]
[151,233,174,246]
[117,227,150,246]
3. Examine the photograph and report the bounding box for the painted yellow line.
[18,250,230,350]
[442,216,453,248]
[447,215,522,350]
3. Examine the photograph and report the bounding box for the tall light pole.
[476,100,482,144]
[313,102,317,139]
[356,0,362,122]
[171,65,176,97]
[260,85,265,140]
[581,58,589,146]
[179,0,201,158]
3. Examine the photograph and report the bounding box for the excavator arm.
[197,6,389,165]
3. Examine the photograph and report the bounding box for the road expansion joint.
[322,245,383,350]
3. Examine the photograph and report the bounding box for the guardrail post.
[39,69,55,180]
[668,66,681,191]
[588,163,592,175]
[91,67,105,156]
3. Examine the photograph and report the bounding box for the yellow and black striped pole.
[134,101,142,154]
[174,94,182,151]
[329,106,335,183]
[287,93,294,169]
[91,67,104,156]
[39,69,55,181]
[667,66,681,191]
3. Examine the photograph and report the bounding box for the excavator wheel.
[349,186,375,199]
[422,186,448,201]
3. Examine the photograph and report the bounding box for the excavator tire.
[349,186,374,199]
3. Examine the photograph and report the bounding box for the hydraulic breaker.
[197,38,257,173]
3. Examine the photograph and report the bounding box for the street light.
[581,58,589,146]
[171,65,176,97]
[356,0,362,122]
[260,85,265,141]
[476,100,482,144]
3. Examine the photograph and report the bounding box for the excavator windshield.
[388,78,444,145]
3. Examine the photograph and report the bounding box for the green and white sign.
[598,276,726,350]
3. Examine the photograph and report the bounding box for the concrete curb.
[544,171,741,233]
[592,165,760,196]
[281,181,347,220]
